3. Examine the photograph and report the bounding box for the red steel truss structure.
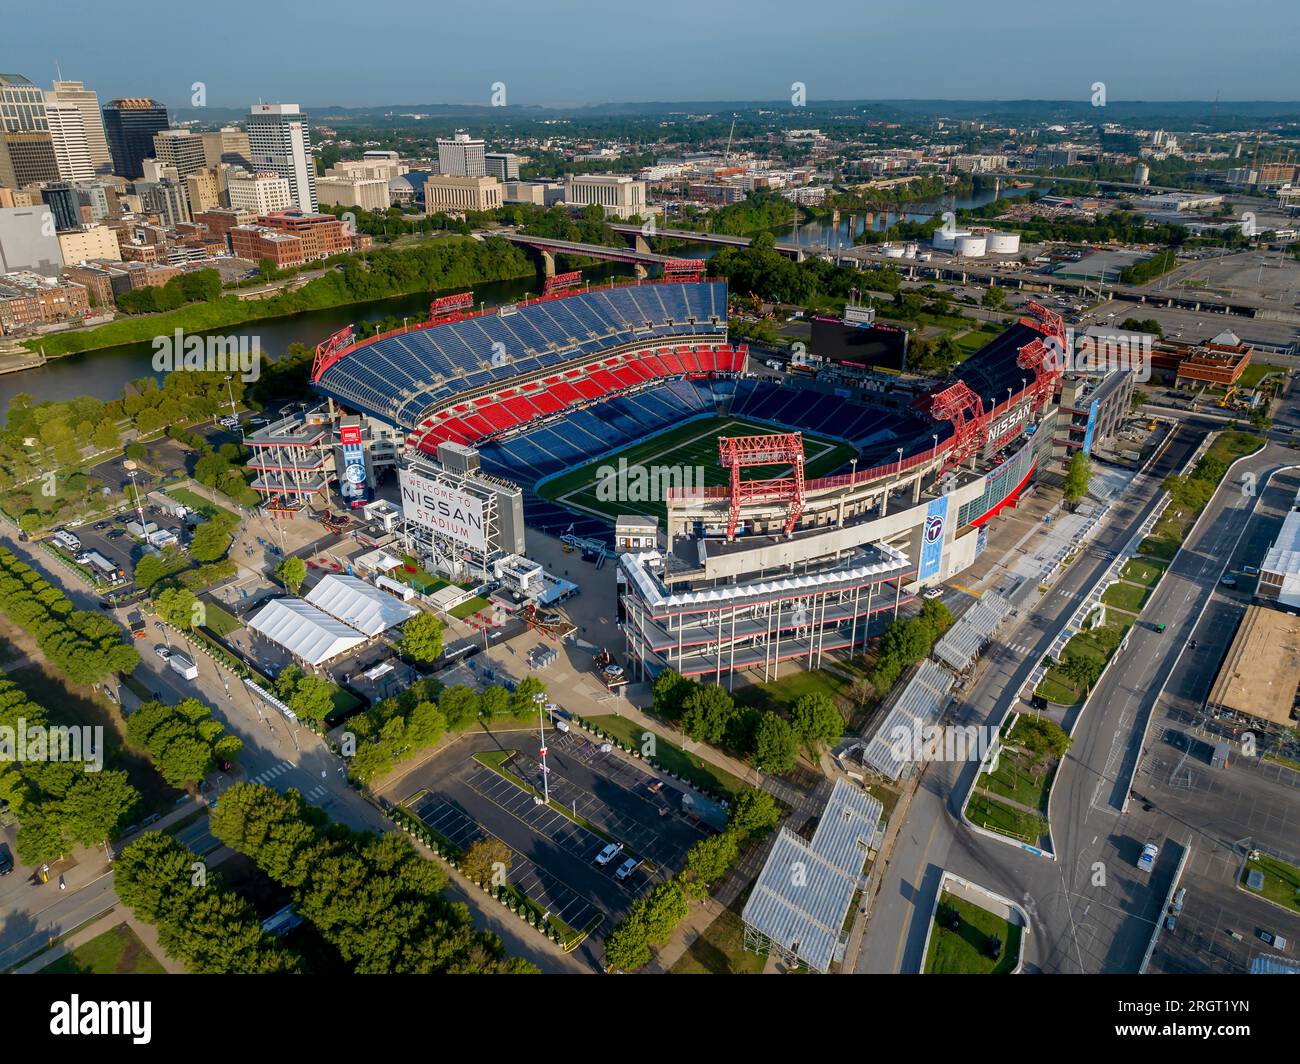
[543,270,583,296]
[429,291,475,324]
[912,381,987,469]
[310,325,356,382]
[1016,300,1067,411]
[664,258,706,282]
[718,432,806,539]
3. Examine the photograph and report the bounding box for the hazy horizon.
[10,0,1299,111]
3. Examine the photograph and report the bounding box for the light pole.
[535,691,550,804]
[896,446,903,473]
[932,433,939,461]
[124,462,145,529]
[223,374,237,422]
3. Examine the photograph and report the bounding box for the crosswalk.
[1002,642,1036,656]
[246,759,329,804]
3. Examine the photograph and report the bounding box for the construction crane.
[724,114,737,166]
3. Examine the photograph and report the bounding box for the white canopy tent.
[247,598,366,666]
[306,573,419,638]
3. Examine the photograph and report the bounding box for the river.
[0,262,639,416]
[775,184,1034,250]
[1,183,1031,415]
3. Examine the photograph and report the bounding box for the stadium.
[310,271,1068,683]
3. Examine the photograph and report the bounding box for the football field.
[536,416,857,526]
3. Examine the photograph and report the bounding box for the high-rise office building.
[485,152,521,181]
[137,178,191,227]
[48,81,112,172]
[44,100,94,181]
[436,132,486,177]
[152,129,207,177]
[201,127,252,170]
[227,171,293,214]
[246,104,317,214]
[41,182,80,230]
[0,74,59,188]
[102,98,169,179]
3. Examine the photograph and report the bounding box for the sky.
[9,0,1299,109]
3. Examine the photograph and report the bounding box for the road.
[0,525,582,974]
[854,416,1263,973]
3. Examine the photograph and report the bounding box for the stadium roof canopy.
[741,779,884,974]
[248,598,366,665]
[859,659,955,781]
[305,573,419,637]
[934,593,1012,672]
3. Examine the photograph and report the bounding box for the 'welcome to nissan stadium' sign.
[399,468,486,551]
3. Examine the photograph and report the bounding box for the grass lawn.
[980,749,1054,813]
[1101,581,1150,614]
[450,595,492,620]
[924,891,1022,975]
[202,601,242,638]
[1240,853,1300,915]
[669,905,767,974]
[1120,558,1166,588]
[1204,430,1264,467]
[165,487,238,524]
[1139,535,1180,561]
[536,415,856,526]
[733,667,852,716]
[1236,364,1277,390]
[966,793,1047,844]
[40,923,167,975]
[1035,670,1084,706]
[587,713,751,799]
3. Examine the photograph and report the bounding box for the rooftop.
[1207,605,1300,727]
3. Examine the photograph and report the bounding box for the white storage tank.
[985,231,1021,254]
[931,227,970,252]
[883,243,906,258]
[902,241,918,258]
[954,233,987,257]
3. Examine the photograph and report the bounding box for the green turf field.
[535,416,857,525]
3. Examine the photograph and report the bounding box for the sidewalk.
[14,907,187,975]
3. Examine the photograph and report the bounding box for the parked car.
[1172,887,1186,914]
[922,586,945,600]
[153,644,172,662]
[594,842,623,866]
[0,842,13,875]
[1137,843,1159,873]
[615,857,639,881]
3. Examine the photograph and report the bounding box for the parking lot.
[396,729,713,946]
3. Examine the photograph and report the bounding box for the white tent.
[305,573,419,638]
[248,598,366,665]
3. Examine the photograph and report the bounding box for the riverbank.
[21,234,538,360]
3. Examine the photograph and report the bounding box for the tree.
[981,285,1007,309]
[286,676,336,725]
[461,838,512,886]
[753,713,798,774]
[790,692,845,752]
[650,668,692,720]
[1063,451,1092,507]
[155,586,200,629]
[188,519,232,563]
[438,684,481,730]
[729,788,779,840]
[680,684,735,745]
[275,555,306,594]
[681,831,740,899]
[400,612,444,663]
[508,676,547,721]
